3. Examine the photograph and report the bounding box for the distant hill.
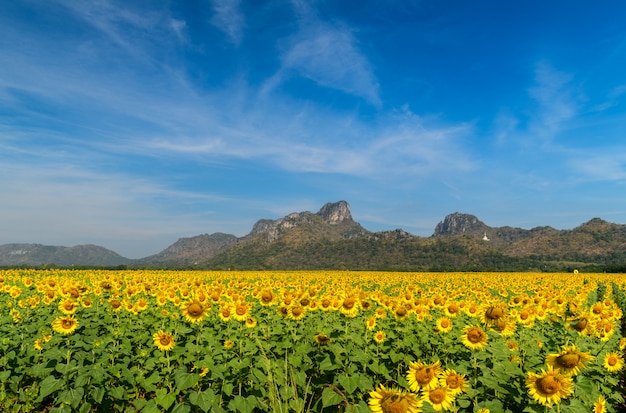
[3,201,626,271]
[0,244,131,267]
[135,233,238,267]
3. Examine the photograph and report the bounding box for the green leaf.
[227,395,257,413]
[320,355,338,371]
[189,388,216,413]
[456,396,471,408]
[58,387,85,409]
[37,375,63,401]
[174,368,200,392]
[560,399,591,413]
[90,387,105,404]
[109,386,127,401]
[49,406,72,413]
[140,399,162,413]
[289,398,305,412]
[155,388,176,410]
[222,381,234,397]
[171,401,192,413]
[321,386,343,408]
[338,375,359,394]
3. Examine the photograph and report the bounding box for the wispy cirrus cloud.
[528,62,578,142]
[263,3,380,106]
[210,0,245,45]
[147,101,474,178]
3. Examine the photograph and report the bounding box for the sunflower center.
[447,304,458,314]
[440,320,450,328]
[486,306,504,320]
[446,376,459,388]
[395,307,407,317]
[558,353,580,368]
[415,367,434,384]
[572,318,588,331]
[428,389,446,404]
[188,303,203,317]
[607,356,617,366]
[343,298,356,309]
[520,311,530,320]
[61,319,73,328]
[537,376,560,395]
[110,299,121,309]
[261,292,273,303]
[292,307,303,317]
[64,303,74,310]
[467,328,484,343]
[381,394,409,413]
[160,336,172,346]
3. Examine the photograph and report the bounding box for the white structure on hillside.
[482,232,490,241]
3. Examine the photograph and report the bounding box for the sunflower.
[134,298,149,312]
[109,298,123,312]
[153,330,175,351]
[593,395,607,413]
[406,359,442,392]
[373,331,386,344]
[314,333,332,345]
[461,325,488,350]
[34,339,44,351]
[439,369,468,396]
[480,303,507,325]
[368,384,422,413]
[80,297,93,308]
[258,289,277,306]
[545,345,593,376]
[435,317,453,333]
[526,366,574,406]
[464,303,480,318]
[218,303,234,321]
[181,299,209,323]
[288,305,307,321]
[422,386,455,412]
[223,340,234,349]
[51,316,79,335]
[366,316,377,330]
[58,299,78,315]
[567,315,590,334]
[602,351,624,372]
[339,297,359,318]
[444,302,461,318]
[245,317,257,328]
[490,317,516,336]
[233,301,251,322]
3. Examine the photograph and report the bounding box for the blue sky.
[2,1,626,258]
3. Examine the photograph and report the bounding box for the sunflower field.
[0,269,625,413]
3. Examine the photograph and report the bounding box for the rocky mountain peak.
[317,200,353,225]
[433,212,489,236]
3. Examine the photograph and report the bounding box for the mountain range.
[3,201,626,271]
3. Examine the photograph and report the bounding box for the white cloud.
[528,62,578,141]
[210,0,245,45]
[571,151,626,181]
[263,3,380,106]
